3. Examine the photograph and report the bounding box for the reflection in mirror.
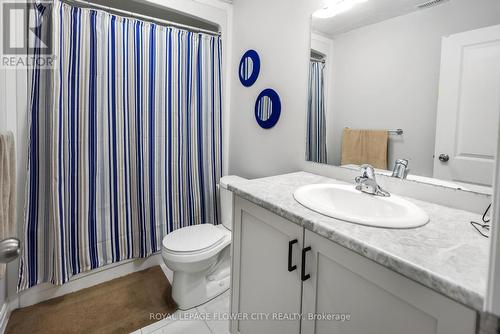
[256,95,273,122]
[307,0,500,194]
[306,56,327,163]
[240,55,254,80]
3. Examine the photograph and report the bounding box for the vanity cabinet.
[230,196,477,334]
[230,196,304,334]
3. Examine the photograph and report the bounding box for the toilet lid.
[162,224,229,253]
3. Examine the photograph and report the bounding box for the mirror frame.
[255,88,281,129]
[239,49,260,87]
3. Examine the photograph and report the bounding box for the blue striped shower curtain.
[19,0,223,290]
[306,61,327,163]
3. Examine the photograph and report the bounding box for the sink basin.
[293,184,429,229]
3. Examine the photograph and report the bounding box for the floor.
[134,290,231,334]
[6,266,177,334]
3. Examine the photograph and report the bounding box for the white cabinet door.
[301,230,476,334]
[433,25,500,186]
[230,196,303,334]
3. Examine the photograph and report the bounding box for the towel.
[0,131,16,278]
[341,128,388,169]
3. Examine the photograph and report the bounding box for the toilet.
[161,176,242,310]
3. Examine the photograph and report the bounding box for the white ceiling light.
[313,0,368,19]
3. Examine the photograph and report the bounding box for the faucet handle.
[392,159,409,179]
[395,159,408,167]
[355,164,390,197]
[359,164,376,179]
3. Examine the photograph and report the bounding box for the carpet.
[6,266,177,334]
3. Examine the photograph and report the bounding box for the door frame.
[486,98,500,316]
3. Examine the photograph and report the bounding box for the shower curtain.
[19,0,223,290]
[306,61,327,163]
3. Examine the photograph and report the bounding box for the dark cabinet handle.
[288,239,298,272]
[301,246,312,281]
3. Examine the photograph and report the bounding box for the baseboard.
[16,253,164,308]
[0,302,10,334]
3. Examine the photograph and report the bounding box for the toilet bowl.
[162,176,243,310]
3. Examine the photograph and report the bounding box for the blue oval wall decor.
[239,50,260,87]
[255,89,281,129]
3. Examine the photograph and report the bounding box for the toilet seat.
[162,224,231,263]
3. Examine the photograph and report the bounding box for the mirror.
[239,49,260,87]
[306,0,500,194]
[255,88,281,129]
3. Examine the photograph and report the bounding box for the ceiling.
[312,0,450,37]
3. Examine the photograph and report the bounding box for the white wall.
[0,64,26,311]
[327,0,500,176]
[0,69,12,315]
[0,0,29,315]
[228,0,319,178]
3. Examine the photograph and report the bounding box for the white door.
[301,230,476,334]
[434,25,500,186]
[230,196,303,334]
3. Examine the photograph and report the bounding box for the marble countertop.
[226,171,490,311]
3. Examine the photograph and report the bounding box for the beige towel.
[341,128,388,169]
[0,131,16,278]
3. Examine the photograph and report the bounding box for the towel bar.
[344,127,404,135]
[388,129,404,135]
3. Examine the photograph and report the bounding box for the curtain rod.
[60,0,221,37]
[310,58,325,63]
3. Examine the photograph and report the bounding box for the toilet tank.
[219,176,247,231]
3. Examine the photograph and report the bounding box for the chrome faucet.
[355,164,390,197]
[391,159,409,179]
